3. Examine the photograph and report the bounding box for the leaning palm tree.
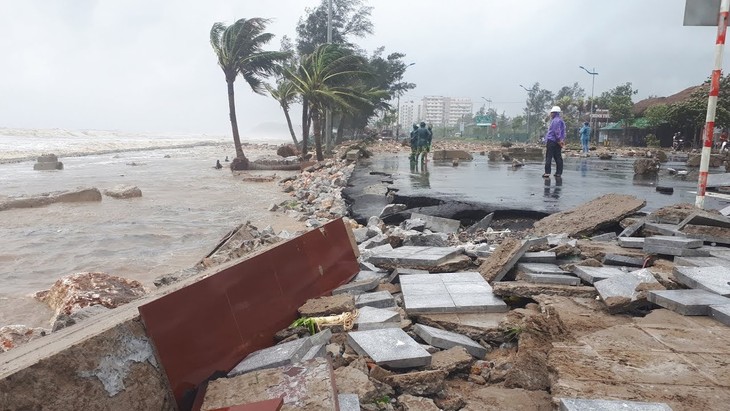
[266,78,299,146]
[287,44,384,161]
[210,18,288,168]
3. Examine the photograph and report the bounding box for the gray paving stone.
[673,266,730,296]
[643,244,711,257]
[673,256,730,267]
[451,292,509,313]
[355,291,396,309]
[519,251,557,263]
[228,337,312,377]
[360,261,387,273]
[524,273,581,286]
[394,267,430,275]
[399,273,438,285]
[411,212,461,233]
[590,232,617,242]
[618,237,645,249]
[300,344,326,361]
[403,293,456,313]
[644,235,703,249]
[593,269,660,313]
[355,306,400,330]
[445,282,493,294]
[643,222,684,236]
[466,212,494,234]
[708,247,730,260]
[678,210,730,229]
[332,276,380,295]
[619,219,645,238]
[572,266,628,284]
[517,263,569,275]
[338,393,361,411]
[402,273,505,314]
[559,398,672,411]
[721,204,730,217]
[648,289,730,316]
[353,270,388,282]
[347,328,432,368]
[413,323,488,358]
[440,271,487,283]
[308,328,333,346]
[359,233,390,250]
[602,253,646,267]
[709,304,730,326]
[368,246,462,267]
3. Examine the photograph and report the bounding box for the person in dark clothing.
[214,160,223,169]
[543,106,565,178]
[426,124,433,160]
[409,124,419,161]
[416,122,431,163]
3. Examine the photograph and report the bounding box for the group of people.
[409,121,433,162]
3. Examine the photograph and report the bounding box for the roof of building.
[632,85,704,115]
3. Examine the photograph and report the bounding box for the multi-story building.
[399,100,419,130]
[420,96,473,126]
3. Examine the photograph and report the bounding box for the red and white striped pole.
[697,0,730,208]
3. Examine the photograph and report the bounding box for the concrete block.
[355,291,396,309]
[411,213,461,234]
[360,261,387,273]
[402,273,505,314]
[648,289,730,316]
[590,232,617,242]
[465,212,494,234]
[355,306,400,330]
[228,337,312,377]
[332,276,380,296]
[642,244,710,257]
[619,219,645,238]
[709,304,730,326]
[338,393,361,411]
[721,204,730,217]
[309,328,333,346]
[347,328,432,368]
[593,269,661,313]
[440,271,487,283]
[673,265,730,296]
[673,256,730,267]
[618,237,645,249]
[413,323,487,358]
[353,270,387,282]
[517,263,570,275]
[678,210,730,229]
[368,246,462,268]
[300,344,326,361]
[394,268,430,275]
[519,251,557,264]
[602,253,646,267]
[450,292,509,313]
[524,273,581,286]
[403,293,456,313]
[572,266,628,284]
[643,222,684,236]
[480,237,545,283]
[644,235,703,249]
[559,398,672,411]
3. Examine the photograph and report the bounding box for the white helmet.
[550,106,562,113]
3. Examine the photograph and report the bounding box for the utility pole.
[579,66,598,143]
[519,85,531,142]
[325,0,333,153]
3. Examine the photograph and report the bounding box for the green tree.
[598,82,637,140]
[644,104,670,134]
[524,83,554,140]
[296,0,373,56]
[266,78,300,146]
[210,18,289,166]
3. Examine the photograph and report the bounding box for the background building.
[420,96,473,126]
[399,100,418,129]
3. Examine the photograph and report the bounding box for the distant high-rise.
[400,100,418,129]
[420,96,473,126]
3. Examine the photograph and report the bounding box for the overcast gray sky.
[0,0,724,136]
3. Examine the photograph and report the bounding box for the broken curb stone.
[347,328,432,368]
[354,306,400,330]
[355,291,396,309]
[602,254,646,267]
[524,273,581,286]
[413,323,487,358]
[410,212,461,233]
[572,266,628,284]
[672,265,730,297]
[644,235,703,249]
[594,269,663,314]
[618,237,645,249]
[647,289,730,316]
[709,304,730,326]
[519,251,556,264]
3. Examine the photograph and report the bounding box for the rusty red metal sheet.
[138,218,358,411]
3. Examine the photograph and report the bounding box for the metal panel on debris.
[684,0,721,26]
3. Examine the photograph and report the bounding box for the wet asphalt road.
[358,153,729,214]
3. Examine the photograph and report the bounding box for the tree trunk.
[336,115,345,144]
[282,105,298,146]
[312,110,324,161]
[301,98,309,156]
[227,79,246,161]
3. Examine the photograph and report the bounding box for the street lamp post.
[519,84,531,142]
[395,62,416,141]
[579,66,598,143]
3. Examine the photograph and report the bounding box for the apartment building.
[420,96,473,126]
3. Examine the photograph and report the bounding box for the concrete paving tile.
[673,256,730,267]
[450,293,508,313]
[643,244,711,257]
[673,266,730,297]
[572,266,628,284]
[618,237,645,249]
[355,291,396,309]
[353,270,388,282]
[648,289,730,316]
[519,251,557,263]
[709,304,730,327]
[524,273,581,286]
[347,328,432,368]
[404,293,455,314]
[354,306,400,330]
[228,338,312,377]
[413,323,487,358]
[643,222,684,236]
[594,269,660,313]
[439,272,485,283]
[559,398,672,411]
[410,213,461,233]
[444,282,493,295]
[517,262,570,275]
[603,254,646,267]
[590,232,618,242]
[645,235,703,249]
[401,282,448,295]
[332,276,380,295]
[618,219,645,238]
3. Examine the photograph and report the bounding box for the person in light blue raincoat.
[579,122,591,155]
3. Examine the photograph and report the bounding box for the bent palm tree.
[266,79,299,146]
[210,18,288,167]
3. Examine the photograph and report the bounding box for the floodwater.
[0,142,301,328]
[371,153,729,213]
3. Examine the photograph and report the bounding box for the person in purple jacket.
[542,106,565,178]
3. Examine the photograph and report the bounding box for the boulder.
[277,144,297,157]
[35,272,146,320]
[633,158,661,175]
[298,294,355,317]
[103,185,142,199]
[33,153,64,170]
[687,154,724,168]
[1,325,48,352]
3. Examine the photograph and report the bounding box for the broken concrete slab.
[331,276,380,296]
[352,228,370,244]
[524,273,581,286]
[431,150,473,161]
[517,263,570,275]
[602,254,646,267]
[647,289,730,315]
[409,213,461,234]
[709,304,730,326]
[205,358,337,411]
[678,209,730,230]
[478,237,539,283]
[619,219,645,238]
[558,398,672,411]
[673,256,730,267]
[572,266,629,284]
[354,306,400,330]
[368,246,462,268]
[493,282,598,299]
[680,224,730,245]
[644,235,703,249]
[643,222,684,236]
[643,244,711,257]
[590,232,617,242]
[531,194,646,238]
[347,328,432,368]
[721,204,730,217]
[227,337,312,377]
[393,267,429,276]
[673,266,730,297]
[337,394,360,411]
[401,273,507,314]
[594,269,664,314]
[353,270,388,282]
[355,291,396,309]
[465,212,494,234]
[706,172,730,188]
[359,261,387,273]
[618,237,645,249]
[519,251,557,264]
[301,344,327,362]
[384,370,447,396]
[413,323,487,358]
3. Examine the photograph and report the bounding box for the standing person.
[416,122,430,163]
[426,124,434,161]
[409,124,418,161]
[579,121,591,155]
[543,106,566,178]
